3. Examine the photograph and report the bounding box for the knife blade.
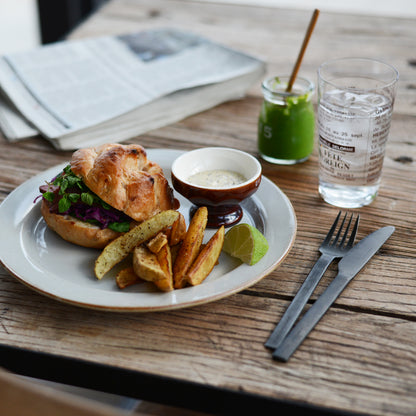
[272,225,395,362]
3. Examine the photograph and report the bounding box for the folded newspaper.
[0,28,265,150]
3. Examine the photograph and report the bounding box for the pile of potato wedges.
[94,207,224,291]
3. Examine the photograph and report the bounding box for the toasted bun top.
[70,143,175,222]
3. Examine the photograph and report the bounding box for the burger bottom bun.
[41,200,124,249]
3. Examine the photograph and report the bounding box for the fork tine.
[346,214,360,248]
[339,213,354,247]
[332,212,348,246]
[322,211,341,245]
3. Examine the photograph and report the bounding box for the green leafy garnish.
[58,195,71,213]
[43,191,55,202]
[68,193,80,203]
[81,192,94,206]
[52,166,97,211]
[108,222,130,232]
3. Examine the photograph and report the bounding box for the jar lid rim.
[262,76,315,97]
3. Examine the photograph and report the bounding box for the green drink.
[258,76,315,164]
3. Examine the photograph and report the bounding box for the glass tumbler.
[317,58,399,208]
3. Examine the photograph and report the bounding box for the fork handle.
[265,253,334,350]
[272,274,349,362]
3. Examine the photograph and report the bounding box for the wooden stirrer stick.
[286,9,320,92]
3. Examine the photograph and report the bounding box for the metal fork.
[265,211,359,350]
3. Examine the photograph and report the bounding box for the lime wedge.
[223,223,268,265]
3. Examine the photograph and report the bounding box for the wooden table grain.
[1,1,416,415]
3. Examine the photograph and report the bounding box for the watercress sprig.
[51,165,101,213]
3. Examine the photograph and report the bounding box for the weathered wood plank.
[0,273,415,415]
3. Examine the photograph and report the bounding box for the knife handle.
[265,253,334,350]
[272,274,349,362]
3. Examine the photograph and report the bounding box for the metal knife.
[272,226,395,362]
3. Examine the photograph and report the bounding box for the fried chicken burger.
[38,143,176,248]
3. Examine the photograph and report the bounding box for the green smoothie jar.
[258,76,315,164]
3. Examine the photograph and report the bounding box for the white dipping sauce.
[187,169,246,188]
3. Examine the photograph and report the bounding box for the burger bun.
[41,200,124,249]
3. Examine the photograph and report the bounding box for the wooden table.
[1,1,416,415]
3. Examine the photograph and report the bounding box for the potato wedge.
[94,210,179,279]
[116,267,142,289]
[133,245,166,282]
[186,226,224,286]
[169,213,187,246]
[170,242,182,265]
[147,232,168,254]
[154,244,173,292]
[173,206,208,289]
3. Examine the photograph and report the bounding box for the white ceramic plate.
[0,149,296,312]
